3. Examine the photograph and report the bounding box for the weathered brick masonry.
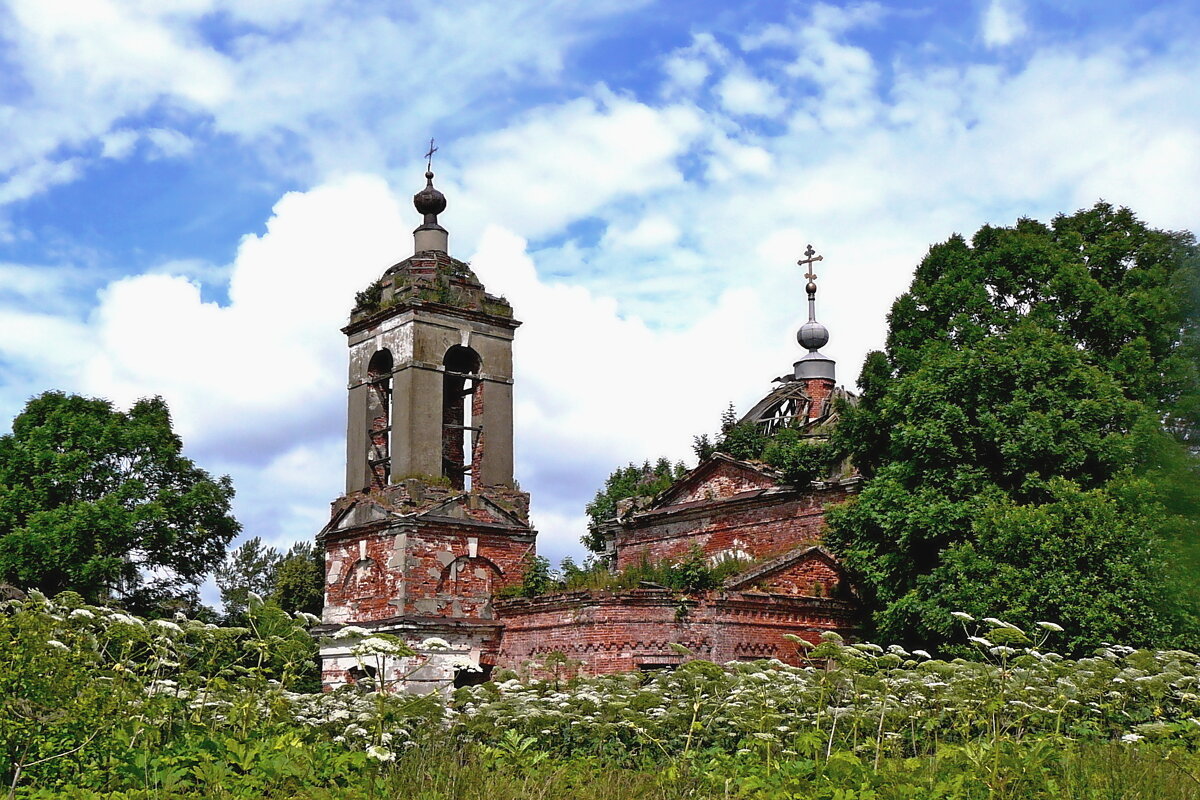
[614,456,855,571]
[322,482,533,626]
[495,588,856,673]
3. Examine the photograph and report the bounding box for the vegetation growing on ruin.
[7,592,1200,799]
[582,459,687,552]
[498,547,753,600]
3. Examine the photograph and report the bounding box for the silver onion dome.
[797,319,830,350]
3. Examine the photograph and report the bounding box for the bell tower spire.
[413,138,448,254]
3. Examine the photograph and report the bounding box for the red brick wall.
[494,590,856,675]
[323,520,533,625]
[802,377,835,420]
[669,461,776,505]
[615,485,850,571]
[749,555,845,598]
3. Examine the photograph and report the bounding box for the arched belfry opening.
[442,345,481,490]
[366,349,393,488]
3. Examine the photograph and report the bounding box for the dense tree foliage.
[0,392,240,613]
[271,540,325,617]
[215,537,324,622]
[826,203,1200,653]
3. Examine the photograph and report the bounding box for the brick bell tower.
[317,156,536,690]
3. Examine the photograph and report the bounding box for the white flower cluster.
[451,621,1200,755]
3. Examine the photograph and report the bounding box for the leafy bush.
[761,428,836,485]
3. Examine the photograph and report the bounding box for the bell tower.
[318,160,536,690]
[342,167,519,492]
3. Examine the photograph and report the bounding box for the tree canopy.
[215,536,324,622]
[826,202,1200,653]
[0,392,240,613]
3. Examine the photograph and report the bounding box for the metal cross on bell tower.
[425,138,438,172]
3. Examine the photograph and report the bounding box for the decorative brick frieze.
[493,589,856,675]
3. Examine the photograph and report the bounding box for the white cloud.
[716,67,786,117]
[600,216,682,250]
[145,128,195,159]
[81,174,408,452]
[453,93,705,242]
[745,4,883,130]
[982,0,1029,49]
[661,33,727,96]
[0,0,651,206]
[101,130,139,160]
[705,133,773,181]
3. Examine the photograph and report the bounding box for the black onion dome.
[413,171,446,218]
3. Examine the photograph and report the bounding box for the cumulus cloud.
[661,33,727,96]
[0,0,649,209]
[81,174,407,457]
[982,0,1029,49]
[716,67,787,117]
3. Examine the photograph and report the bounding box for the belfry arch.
[366,349,393,488]
[441,345,481,489]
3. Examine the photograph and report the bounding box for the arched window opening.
[442,345,481,490]
[367,349,394,488]
[437,555,501,596]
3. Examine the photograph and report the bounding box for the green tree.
[515,553,554,597]
[271,540,325,617]
[0,392,239,614]
[583,458,686,552]
[827,204,1200,653]
[214,536,281,622]
[217,538,324,622]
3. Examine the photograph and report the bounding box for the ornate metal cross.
[425,138,438,171]
[797,244,823,282]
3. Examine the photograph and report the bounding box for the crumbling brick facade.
[613,455,855,571]
[495,588,856,674]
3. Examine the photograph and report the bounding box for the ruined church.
[316,169,860,690]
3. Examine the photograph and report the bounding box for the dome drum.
[794,351,835,381]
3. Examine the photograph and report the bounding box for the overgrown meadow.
[5,593,1200,799]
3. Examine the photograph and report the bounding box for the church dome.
[414,171,447,217]
[797,320,829,350]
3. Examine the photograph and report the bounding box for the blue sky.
[1,0,1198,588]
